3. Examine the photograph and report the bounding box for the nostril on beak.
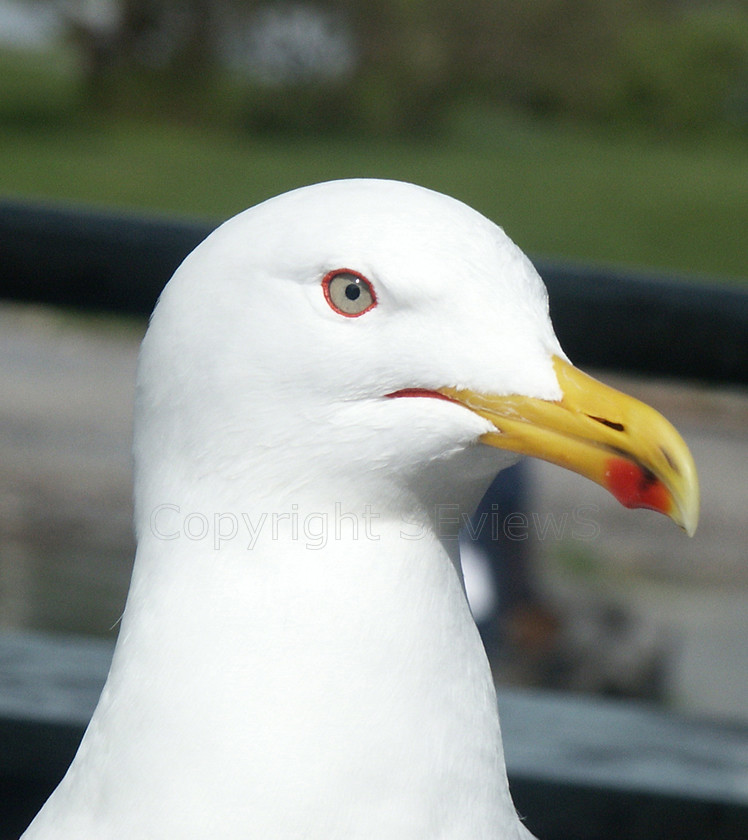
[587,415,625,432]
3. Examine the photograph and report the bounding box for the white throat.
[28,506,523,838]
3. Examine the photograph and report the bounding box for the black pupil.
[345,282,361,301]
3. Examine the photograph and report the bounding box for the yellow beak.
[439,356,699,536]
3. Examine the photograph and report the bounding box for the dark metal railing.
[1,198,747,385]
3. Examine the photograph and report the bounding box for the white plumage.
[23,179,696,839]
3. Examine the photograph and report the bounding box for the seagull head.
[135,178,698,536]
[26,179,699,840]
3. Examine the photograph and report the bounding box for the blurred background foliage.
[43,0,748,136]
[1,0,746,279]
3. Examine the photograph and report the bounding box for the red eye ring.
[322,269,377,318]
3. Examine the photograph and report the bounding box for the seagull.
[23,179,698,839]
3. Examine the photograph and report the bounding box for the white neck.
[26,505,524,838]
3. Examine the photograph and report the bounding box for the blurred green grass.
[1,49,746,282]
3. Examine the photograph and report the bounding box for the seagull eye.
[322,269,377,317]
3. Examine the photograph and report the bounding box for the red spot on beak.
[604,457,671,515]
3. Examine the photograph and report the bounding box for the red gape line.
[604,457,671,515]
[387,388,459,403]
